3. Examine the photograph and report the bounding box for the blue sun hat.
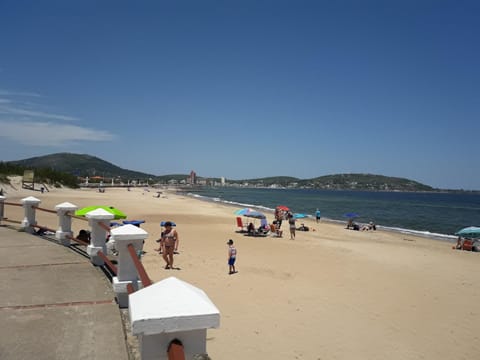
[160,221,176,227]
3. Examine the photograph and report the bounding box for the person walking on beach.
[274,208,283,229]
[315,208,321,223]
[161,221,179,269]
[288,213,296,240]
[227,239,237,274]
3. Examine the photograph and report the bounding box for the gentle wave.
[187,191,458,242]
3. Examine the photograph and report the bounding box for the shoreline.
[184,190,459,243]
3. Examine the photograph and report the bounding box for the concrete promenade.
[0,226,130,360]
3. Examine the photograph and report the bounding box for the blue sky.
[0,1,479,190]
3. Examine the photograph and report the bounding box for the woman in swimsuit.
[161,221,179,269]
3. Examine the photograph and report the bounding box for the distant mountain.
[6,153,435,191]
[8,153,156,180]
[228,174,434,191]
[298,173,434,191]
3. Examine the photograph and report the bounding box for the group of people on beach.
[139,205,353,275]
[346,218,377,231]
[153,220,238,275]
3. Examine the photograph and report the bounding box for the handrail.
[98,221,111,232]
[66,234,90,247]
[127,243,152,287]
[32,224,56,233]
[4,201,22,207]
[97,251,118,275]
[2,218,22,224]
[66,212,88,221]
[32,205,57,214]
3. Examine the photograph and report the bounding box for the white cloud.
[0,89,41,97]
[0,88,116,147]
[0,121,115,146]
[0,105,78,121]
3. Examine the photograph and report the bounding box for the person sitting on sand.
[270,222,283,237]
[257,223,269,234]
[346,219,360,230]
[247,222,255,235]
[76,229,91,244]
[257,218,270,234]
[361,221,377,231]
[297,223,309,231]
[455,236,463,250]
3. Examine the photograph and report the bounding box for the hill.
[9,153,156,181]
[299,173,434,191]
[5,153,435,191]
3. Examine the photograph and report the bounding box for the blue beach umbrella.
[455,226,480,238]
[293,213,307,219]
[234,208,254,216]
[123,220,145,227]
[243,210,266,219]
[343,212,359,218]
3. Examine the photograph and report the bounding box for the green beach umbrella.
[75,205,127,219]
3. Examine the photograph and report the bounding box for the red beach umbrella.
[276,205,290,211]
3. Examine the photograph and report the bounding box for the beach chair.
[461,239,475,251]
[236,217,248,233]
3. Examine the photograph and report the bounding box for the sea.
[184,187,480,242]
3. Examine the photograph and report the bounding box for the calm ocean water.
[185,188,480,241]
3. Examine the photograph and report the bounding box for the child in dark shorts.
[227,239,237,274]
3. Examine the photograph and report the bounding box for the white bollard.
[85,208,114,266]
[55,202,78,246]
[21,196,41,234]
[110,224,148,308]
[129,277,220,360]
[0,195,5,225]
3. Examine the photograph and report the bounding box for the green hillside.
[298,173,434,191]
[9,153,156,181]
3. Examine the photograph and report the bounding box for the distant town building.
[221,177,225,186]
[189,171,197,185]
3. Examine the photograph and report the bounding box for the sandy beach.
[2,180,480,359]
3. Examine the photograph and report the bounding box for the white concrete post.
[0,195,5,225]
[55,202,78,246]
[21,196,41,234]
[129,277,220,360]
[85,208,114,266]
[110,224,148,308]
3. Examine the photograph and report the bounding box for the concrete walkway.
[0,226,129,360]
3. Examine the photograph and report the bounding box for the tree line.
[0,162,79,189]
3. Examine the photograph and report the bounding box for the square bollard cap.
[129,277,220,335]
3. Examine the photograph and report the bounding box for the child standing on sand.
[227,239,237,274]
